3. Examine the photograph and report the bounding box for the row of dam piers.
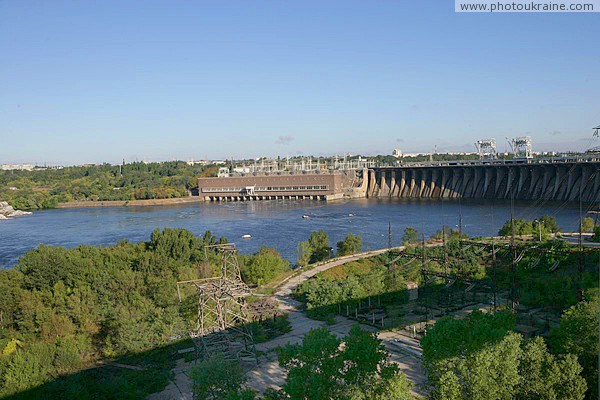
[366,162,600,203]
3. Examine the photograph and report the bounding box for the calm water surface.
[0,198,583,269]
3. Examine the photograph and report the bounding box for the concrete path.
[246,247,428,396]
[148,246,428,399]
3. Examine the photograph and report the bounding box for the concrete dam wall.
[367,162,600,203]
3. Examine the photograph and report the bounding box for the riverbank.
[56,196,206,208]
[56,195,349,208]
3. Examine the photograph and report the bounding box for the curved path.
[149,246,427,399]
[248,246,427,396]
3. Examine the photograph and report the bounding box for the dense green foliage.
[190,355,254,400]
[189,325,412,400]
[292,230,598,399]
[498,215,560,237]
[296,230,333,266]
[509,240,598,308]
[297,257,386,308]
[308,230,332,263]
[581,217,595,233]
[336,233,363,256]
[275,325,411,400]
[0,228,222,397]
[430,226,466,241]
[423,311,587,400]
[296,240,312,268]
[0,228,292,398]
[0,161,212,209]
[240,247,291,286]
[402,226,419,245]
[592,226,600,242]
[248,315,292,344]
[294,254,409,322]
[551,292,599,400]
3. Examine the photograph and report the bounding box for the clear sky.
[1,1,598,165]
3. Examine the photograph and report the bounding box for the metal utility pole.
[510,186,517,312]
[442,225,448,275]
[578,182,584,302]
[492,239,497,312]
[388,221,393,251]
[458,197,463,238]
[421,233,427,269]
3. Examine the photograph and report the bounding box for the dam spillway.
[367,158,600,203]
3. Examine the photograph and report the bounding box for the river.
[0,198,585,269]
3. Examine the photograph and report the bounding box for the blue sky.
[1,1,598,165]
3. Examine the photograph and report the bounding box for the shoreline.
[56,197,207,208]
[55,196,348,209]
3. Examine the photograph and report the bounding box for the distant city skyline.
[1,1,598,165]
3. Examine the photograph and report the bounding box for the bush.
[240,247,290,286]
[402,227,419,245]
[336,233,363,256]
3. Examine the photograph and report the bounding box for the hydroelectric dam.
[366,157,600,203]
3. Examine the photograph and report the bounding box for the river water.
[0,198,585,269]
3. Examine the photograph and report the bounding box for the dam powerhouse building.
[197,155,600,203]
[198,172,346,201]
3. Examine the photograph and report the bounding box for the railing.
[375,155,600,169]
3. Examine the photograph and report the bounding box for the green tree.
[432,371,462,400]
[377,374,412,400]
[341,325,406,398]
[593,226,600,242]
[277,326,411,400]
[581,217,595,233]
[539,215,561,233]
[0,160,208,209]
[519,337,587,400]
[551,295,599,400]
[297,240,313,268]
[0,228,231,398]
[190,355,247,400]
[240,247,290,285]
[423,311,588,400]
[336,233,363,256]
[498,218,533,236]
[431,226,464,241]
[277,327,343,400]
[308,230,331,263]
[402,227,419,245]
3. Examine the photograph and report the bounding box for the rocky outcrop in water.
[0,201,32,219]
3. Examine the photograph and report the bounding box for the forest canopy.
[0,161,216,210]
[0,228,290,398]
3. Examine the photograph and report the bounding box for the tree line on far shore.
[0,161,217,210]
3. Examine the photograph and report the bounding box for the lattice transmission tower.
[177,244,258,363]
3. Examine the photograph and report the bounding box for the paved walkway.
[148,247,428,399]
